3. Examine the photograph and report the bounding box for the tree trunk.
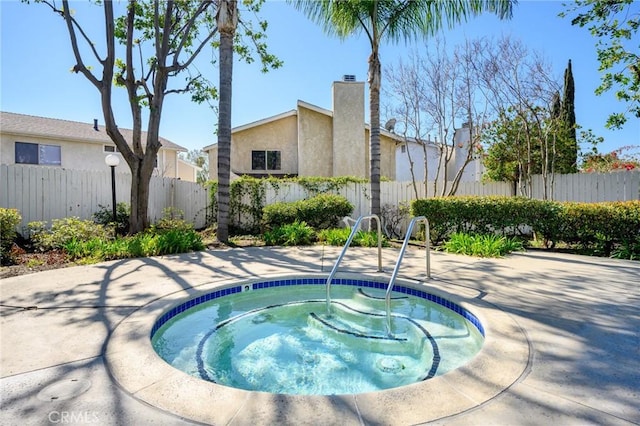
[368,49,382,219]
[216,0,237,243]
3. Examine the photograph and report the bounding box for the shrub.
[263,194,353,230]
[29,217,110,251]
[93,202,130,234]
[412,197,640,259]
[0,208,21,264]
[263,221,315,246]
[152,207,194,233]
[442,233,524,257]
[297,194,353,229]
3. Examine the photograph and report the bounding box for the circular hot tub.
[151,277,485,395]
[106,273,530,424]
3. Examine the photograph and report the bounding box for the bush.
[29,217,110,251]
[93,203,130,234]
[442,233,524,257]
[412,196,640,259]
[0,208,21,264]
[263,221,315,246]
[557,201,640,256]
[263,194,353,230]
[151,207,194,233]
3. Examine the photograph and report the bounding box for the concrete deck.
[1,246,638,425]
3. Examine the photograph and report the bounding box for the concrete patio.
[1,246,638,425]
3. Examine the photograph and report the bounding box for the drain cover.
[37,379,91,401]
[376,357,403,373]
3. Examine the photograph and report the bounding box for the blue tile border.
[151,279,485,338]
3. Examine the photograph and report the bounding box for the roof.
[0,111,186,151]
[232,109,298,134]
[201,100,402,151]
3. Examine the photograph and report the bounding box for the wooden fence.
[530,172,640,202]
[0,164,210,232]
[1,164,638,233]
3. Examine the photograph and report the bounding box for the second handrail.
[385,216,430,335]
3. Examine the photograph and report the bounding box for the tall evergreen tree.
[561,59,578,172]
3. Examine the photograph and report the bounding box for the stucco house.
[0,111,200,182]
[204,77,401,180]
[395,123,483,183]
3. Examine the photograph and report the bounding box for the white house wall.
[1,133,181,179]
[395,142,444,182]
[396,127,483,184]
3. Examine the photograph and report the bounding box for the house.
[0,112,200,182]
[203,77,401,180]
[395,123,483,183]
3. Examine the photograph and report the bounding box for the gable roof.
[202,99,402,151]
[0,111,186,151]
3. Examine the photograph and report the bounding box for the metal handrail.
[385,216,430,335]
[326,214,382,315]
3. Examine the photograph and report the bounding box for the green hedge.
[412,197,640,256]
[263,194,353,230]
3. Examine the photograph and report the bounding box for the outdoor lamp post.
[105,154,120,229]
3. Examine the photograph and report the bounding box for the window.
[401,145,406,153]
[15,142,61,166]
[104,145,120,153]
[252,150,281,171]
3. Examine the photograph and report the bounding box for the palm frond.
[289,0,515,45]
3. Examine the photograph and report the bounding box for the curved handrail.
[326,214,382,315]
[385,216,430,335]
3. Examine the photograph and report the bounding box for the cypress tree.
[561,59,577,173]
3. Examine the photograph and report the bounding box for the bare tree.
[386,54,432,199]
[476,36,562,198]
[385,38,489,197]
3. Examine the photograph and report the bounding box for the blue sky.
[1,0,638,156]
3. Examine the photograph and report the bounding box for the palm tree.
[292,0,515,218]
[216,0,238,243]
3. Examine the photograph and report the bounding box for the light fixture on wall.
[105,154,120,233]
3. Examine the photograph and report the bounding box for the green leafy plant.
[0,208,21,264]
[317,228,351,246]
[155,229,204,254]
[93,202,130,235]
[152,207,193,233]
[63,228,204,262]
[263,194,353,230]
[611,235,640,260]
[443,233,524,257]
[29,217,110,251]
[263,221,315,246]
[317,228,388,248]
